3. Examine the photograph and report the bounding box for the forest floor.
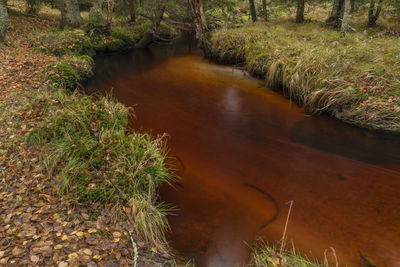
[0,3,180,267]
[210,6,400,132]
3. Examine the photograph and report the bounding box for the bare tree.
[296,0,305,23]
[262,0,268,21]
[368,0,383,26]
[249,0,257,22]
[340,0,351,36]
[129,0,136,24]
[106,0,114,32]
[0,0,8,42]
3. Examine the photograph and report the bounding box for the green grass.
[210,17,400,132]
[21,88,173,252]
[249,241,332,267]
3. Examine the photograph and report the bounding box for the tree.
[0,0,7,42]
[129,0,136,24]
[326,0,344,27]
[249,0,257,22]
[262,0,268,21]
[89,0,103,23]
[106,0,114,32]
[296,0,305,23]
[135,3,166,48]
[340,0,350,36]
[26,0,41,15]
[368,0,383,26]
[60,0,84,28]
[191,0,211,57]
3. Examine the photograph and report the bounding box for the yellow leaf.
[56,233,61,237]
[113,238,120,243]
[93,255,101,260]
[68,252,78,259]
[54,244,63,250]
[53,214,59,220]
[88,228,97,234]
[112,232,121,238]
[83,249,92,256]
[61,235,68,241]
[75,232,84,237]
[61,222,68,227]
[73,219,80,225]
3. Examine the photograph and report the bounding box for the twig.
[280,200,293,254]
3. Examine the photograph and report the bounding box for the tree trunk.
[135,5,165,48]
[105,0,114,32]
[26,0,41,15]
[0,0,7,42]
[89,0,103,23]
[350,0,356,13]
[368,0,382,26]
[296,0,305,23]
[62,0,83,27]
[191,0,211,57]
[326,0,344,27]
[262,0,268,21]
[340,0,350,36]
[129,0,135,24]
[249,0,257,22]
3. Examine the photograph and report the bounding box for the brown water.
[86,44,400,267]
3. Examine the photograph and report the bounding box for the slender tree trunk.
[249,0,257,22]
[129,0,135,24]
[59,0,67,28]
[350,0,356,13]
[62,0,83,27]
[326,0,344,27]
[296,0,305,23]
[89,0,103,23]
[340,0,350,36]
[191,0,211,57]
[368,0,382,26]
[106,0,114,32]
[262,0,268,21]
[0,0,7,42]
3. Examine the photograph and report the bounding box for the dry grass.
[210,11,400,131]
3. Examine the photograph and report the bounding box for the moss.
[46,63,80,90]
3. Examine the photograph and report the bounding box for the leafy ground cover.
[0,2,181,266]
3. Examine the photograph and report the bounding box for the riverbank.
[210,18,400,132]
[0,4,179,266]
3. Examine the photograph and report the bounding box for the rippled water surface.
[86,44,400,267]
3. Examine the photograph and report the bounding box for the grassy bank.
[210,18,400,132]
[0,3,179,266]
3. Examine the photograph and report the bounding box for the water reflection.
[85,44,400,267]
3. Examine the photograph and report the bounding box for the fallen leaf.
[75,231,84,237]
[83,249,92,256]
[68,252,78,259]
[30,255,40,263]
[61,235,68,241]
[54,244,63,250]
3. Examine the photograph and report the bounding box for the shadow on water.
[290,116,400,163]
[85,43,400,267]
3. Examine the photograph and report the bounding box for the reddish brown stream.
[86,44,400,267]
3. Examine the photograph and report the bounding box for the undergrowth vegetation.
[210,19,400,131]
[17,88,173,252]
[249,242,329,267]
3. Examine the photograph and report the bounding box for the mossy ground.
[210,5,400,132]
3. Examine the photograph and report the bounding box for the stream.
[85,43,400,267]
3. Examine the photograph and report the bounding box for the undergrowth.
[248,241,330,267]
[21,88,173,252]
[210,19,400,131]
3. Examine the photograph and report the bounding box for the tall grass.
[210,19,400,131]
[24,89,173,252]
